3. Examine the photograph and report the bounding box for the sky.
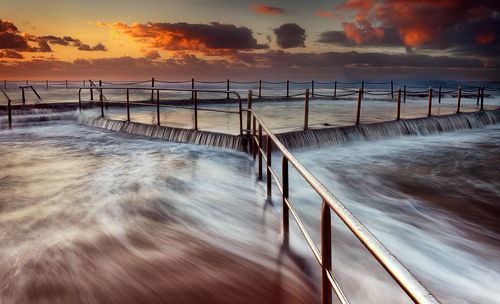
[1,0,499,81]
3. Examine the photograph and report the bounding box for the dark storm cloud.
[273,23,307,49]
[77,43,108,52]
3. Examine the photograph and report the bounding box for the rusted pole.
[156,89,160,126]
[151,77,155,102]
[456,86,461,113]
[311,80,315,97]
[194,91,198,130]
[8,99,12,129]
[3,80,6,90]
[304,89,309,131]
[246,90,252,136]
[21,87,25,105]
[361,80,364,97]
[252,116,257,160]
[46,80,49,89]
[90,81,94,101]
[100,80,107,110]
[259,79,262,98]
[226,79,230,99]
[427,87,433,117]
[26,80,28,85]
[391,80,394,99]
[126,88,130,122]
[266,134,272,197]
[438,85,441,104]
[282,156,289,246]
[334,81,337,97]
[476,85,481,105]
[191,78,195,101]
[83,80,85,87]
[397,87,401,120]
[66,80,68,89]
[404,85,406,103]
[258,124,263,180]
[321,200,332,304]
[100,87,104,117]
[286,80,289,98]
[355,88,362,125]
[480,86,484,111]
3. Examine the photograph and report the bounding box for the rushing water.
[0,122,318,304]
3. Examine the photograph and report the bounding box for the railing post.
[156,89,160,126]
[21,87,25,105]
[246,90,253,136]
[3,80,6,90]
[391,80,394,99]
[361,80,364,97]
[26,80,28,85]
[334,81,337,97]
[83,80,85,87]
[438,85,441,104]
[8,99,12,129]
[259,79,262,98]
[252,116,257,160]
[476,85,481,105]
[191,78,195,101]
[66,80,68,89]
[194,91,198,130]
[456,86,461,113]
[227,79,230,99]
[321,200,332,304]
[397,87,401,120]
[151,77,155,102]
[404,85,406,103]
[355,88,362,125]
[480,86,484,111]
[311,80,315,97]
[126,88,130,122]
[90,81,94,101]
[286,80,289,98]
[258,124,263,180]
[100,87,104,117]
[266,134,272,197]
[282,156,289,246]
[46,80,49,89]
[304,89,309,131]
[427,87,433,117]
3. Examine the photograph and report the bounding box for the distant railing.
[246,98,442,304]
[78,85,244,136]
[0,87,12,129]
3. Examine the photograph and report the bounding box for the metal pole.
[227,79,230,99]
[304,89,309,131]
[66,80,68,89]
[476,85,481,105]
[404,85,406,103]
[100,87,104,117]
[321,200,332,304]
[391,80,393,99]
[282,156,289,246]
[26,80,28,85]
[252,116,257,160]
[3,80,6,90]
[259,79,262,98]
[90,81,93,101]
[8,99,12,129]
[266,134,272,197]
[126,88,130,121]
[456,86,461,113]
[246,90,252,136]
[427,87,432,117]
[355,88,362,125]
[286,80,289,98]
[397,87,401,120]
[21,87,25,105]
[312,80,315,97]
[361,81,364,97]
[480,86,484,111]
[334,81,337,97]
[194,91,198,130]
[46,80,48,89]
[438,85,441,104]
[191,78,194,101]
[156,89,160,126]
[83,80,85,87]
[258,124,263,180]
[151,77,155,102]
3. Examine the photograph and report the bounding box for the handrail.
[78,87,244,136]
[0,87,12,129]
[248,108,441,304]
[19,85,43,103]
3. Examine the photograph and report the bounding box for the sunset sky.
[1,0,499,81]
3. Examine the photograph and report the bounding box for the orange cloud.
[251,5,287,15]
[108,21,268,56]
[476,32,496,45]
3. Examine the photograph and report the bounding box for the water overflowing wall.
[276,109,500,150]
[78,114,247,151]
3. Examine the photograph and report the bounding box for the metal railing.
[19,85,43,104]
[248,103,442,304]
[78,86,244,136]
[0,87,12,129]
